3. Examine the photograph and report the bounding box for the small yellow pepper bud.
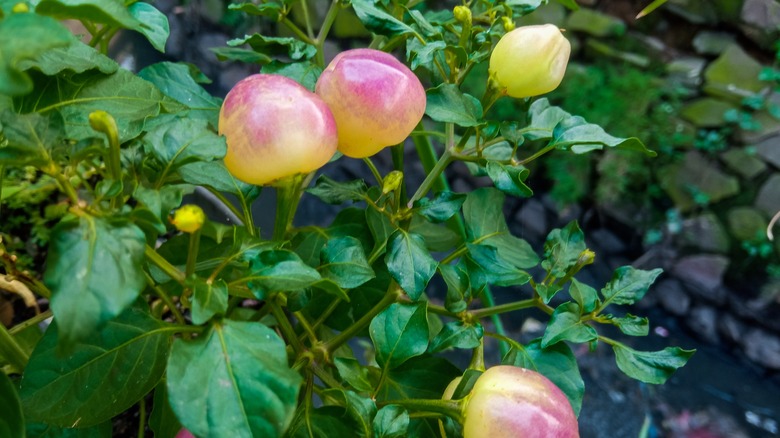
[12,2,29,13]
[171,205,206,233]
[453,5,472,25]
[501,16,515,32]
[382,170,404,195]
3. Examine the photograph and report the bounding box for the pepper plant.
[0,0,694,437]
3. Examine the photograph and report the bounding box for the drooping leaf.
[502,339,584,416]
[0,110,64,167]
[17,37,118,77]
[425,84,483,127]
[486,161,533,198]
[408,40,446,71]
[20,306,173,427]
[569,278,599,314]
[439,263,469,313]
[228,2,283,20]
[246,249,322,297]
[262,60,323,92]
[0,372,23,438]
[384,230,438,300]
[373,405,409,438]
[428,321,483,353]
[319,236,375,289]
[466,244,531,287]
[600,266,663,308]
[167,320,302,437]
[149,382,182,438]
[551,115,655,156]
[128,2,169,52]
[606,314,649,336]
[229,34,316,60]
[334,357,375,393]
[542,302,598,347]
[376,355,460,401]
[189,278,229,325]
[412,191,466,223]
[524,98,572,140]
[35,0,141,28]
[307,175,368,205]
[177,160,260,201]
[542,221,586,279]
[44,216,146,347]
[612,343,695,384]
[370,302,429,369]
[351,0,418,38]
[321,389,377,438]
[0,13,71,96]
[138,62,222,126]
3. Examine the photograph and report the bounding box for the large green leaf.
[372,405,409,438]
[369,303,428,369]
[384,230,437,300]
[26,422,112,437]
[412,191,465,223]
[20,306,173,427]
[189,278,229,325]
[149,382,181,438]
[262,61,322,92]
[17,37,118,77]
[0,110,64,167]
[35,0,141,28]
[138,62,222,126]
[502,340,584,416]
[0,372,23,438]
[550,115,654,156]
[44,216,146,347]
[334,357,375,393]
[0,13,71,96]
[128,2,169,53]
[177,160,260,201]
[15,68,183,142]
[229,34,316,60]
[167,320,302,438]
[425,84,483,127]
[569,278,598,314]
[245,250,322,297]
[319,236,375,289]
[285,406,354,438]
[375,355,460,400]
[541,302,598,347]
[612,342,695,384]
[427,321,483,353]
[351,0,418,38]
[321,389,376,438]
[466,244,532,287]
[541,221,586,279]
[599,266,663,308]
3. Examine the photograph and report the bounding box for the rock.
[720,147,768,178]
[742,329,780,369]
[657,151,740,212]
[566,8,626,37]
[514,199,548,239]
[737,110,780,144]
[666,57,707,89]
[679,213,730,253]
[755,173,780,217]
[671,254,729,303]
[740,0,780,47]
[679,98,737,127]
[693,31,737,55]
[718,314,744,344]
[588,228,626,255]
[727,207,769,241]
[656,278,691,316]
[755,135,780,168]
[703,44,766,102]
[688,305,720,343]
[217,64,253,94]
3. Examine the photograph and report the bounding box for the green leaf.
[26,422,111,437]
[0,372,23,438]
[373,405,409,438]
[406,9,440,37]
[35,0,140,28]
[229,33,316,60]
[569,278,598,314]
[149,382,182,438]
[189,278,229,325]
[384,230,438,300]
[138,62,222,126]
[132,184,186,230]
[502,339,584,416]
[425,84,483,127]
[466,244,531,287]
[44,217,146,347]
[600,266,663,308]
[366,207,395,259]
[17,37,118,77]
[334,357,375,393]
[291,228,329,267]
[439,264,469,313]
[408,40,446,71]
[20,306,173,427]
[351,0,418,37]
[499,122,527,146]
[0,110,64,167]
[319,236,375,289]
[525,98,571,140]
[128,2,169,52]
[286,406,355,438]
[211,47,272,65]
[369,302,429,369]
[246,249,322,297]
[15,68,183,142]
[228,2,282,19]
[551,115,655,156]
[606,314,649,336]
[428,321,483,353]
[542,302,598,347]
[407,216,460,252]
[462,188,539,269]
[322,389,377,438]
[376,355,460,400]
[262,60,322,92]
[307,175,368,205]
[412,191,465,223]
[142,117,226,185]
[611,343,695,384]
[486,161,533,198]
[167,320,302,437]
[177,160,260,200]
[0,13,72,96]
[542,221,586,278]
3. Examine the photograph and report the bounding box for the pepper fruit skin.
[489,24,571,99]
[315,48,426,158]
[219,74,338,186]
[463,365,579,438]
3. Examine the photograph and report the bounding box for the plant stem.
[144,272,185,325]
[0,322,29,372]
[9,310,51,335]
[273,176,304,241]
[408,148,453,206]
[185,229,201,278]
[144,245,186,284]
[378,398,464,423]
[518,144,557,166]
[269,296,306,355]
[362,157,383,187]
[137,397,146,438]
[470,298,536,319]
[294,311,318,345]
[315,0,341,66]
[325,283,402,352]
